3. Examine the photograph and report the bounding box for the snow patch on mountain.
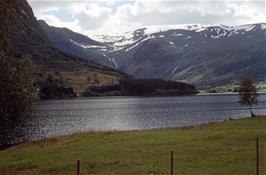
[113,38,140,47]
[103,53,118,69]
[93,33,133,44]
[195,27,206,32]
[261,24,266,30]
[233,25,255,32]
[172,33,183,37]
[211,35,220,39]
[125,35,156,52]
[70,39,106,49]
[184,36,192,39]
[112,58,118,68]
[171,65,178,74]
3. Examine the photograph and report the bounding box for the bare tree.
[238,76,258,117]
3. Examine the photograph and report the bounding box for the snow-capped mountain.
[40,22,266,88]
[92,28,148,53]
[94,23,265,48]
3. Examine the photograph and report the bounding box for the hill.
[0,0,128,94]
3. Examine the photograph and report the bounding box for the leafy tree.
[238,76,258,117]
[0,53,37,125]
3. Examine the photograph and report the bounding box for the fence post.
[76,160,80,175]
[170,151,174,175]
[256,138,259,175]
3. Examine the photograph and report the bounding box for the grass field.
[0,116,265,175]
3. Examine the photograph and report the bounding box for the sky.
[28,0,266,37]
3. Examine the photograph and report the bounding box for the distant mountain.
[39,18,266,88]
[110,23,266,88]
[0,0,128,93]
[38,20,117,68]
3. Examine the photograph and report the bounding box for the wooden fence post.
[256,138,259,175]
[76,160,80,175]
[170,151,174,175]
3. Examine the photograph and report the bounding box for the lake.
[1,94,266,147]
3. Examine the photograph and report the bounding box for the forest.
[82,79,197,97]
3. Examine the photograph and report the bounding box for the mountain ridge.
[38,20,118,68]
[39,18,266,88]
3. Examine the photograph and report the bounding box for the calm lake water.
[1,94,266,147]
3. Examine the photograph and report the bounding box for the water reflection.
[1,94,266,147]
[0,122,27,149]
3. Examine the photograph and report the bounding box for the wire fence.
[73,138,263,175]
[0,138,263,175]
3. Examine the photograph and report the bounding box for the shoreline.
[0,116,265,175]
[37,92,266,101]
[1,115,255,150]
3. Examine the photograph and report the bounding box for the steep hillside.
[38,20,117,68]
[0,0,128,93]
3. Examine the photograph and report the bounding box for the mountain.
[42,21,266,88]
[102,23,266,88]
[38,20,117,68]
[0,0,128,93]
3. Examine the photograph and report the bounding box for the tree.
[238,76,258,117]
[37,74,76,99]
[0,53,37,125]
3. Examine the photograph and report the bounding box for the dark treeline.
[83,79,197,97]
[37,74,76,99]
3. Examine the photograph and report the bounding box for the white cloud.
[28,0,266,37]
[39,14,81,32]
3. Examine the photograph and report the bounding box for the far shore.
[198,91,266,95]
[36,91,266,101]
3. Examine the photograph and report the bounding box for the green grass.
[0,116,265,175]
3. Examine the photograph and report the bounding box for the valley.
[40,21,266,88]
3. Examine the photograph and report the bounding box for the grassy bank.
[0,116,265,175]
